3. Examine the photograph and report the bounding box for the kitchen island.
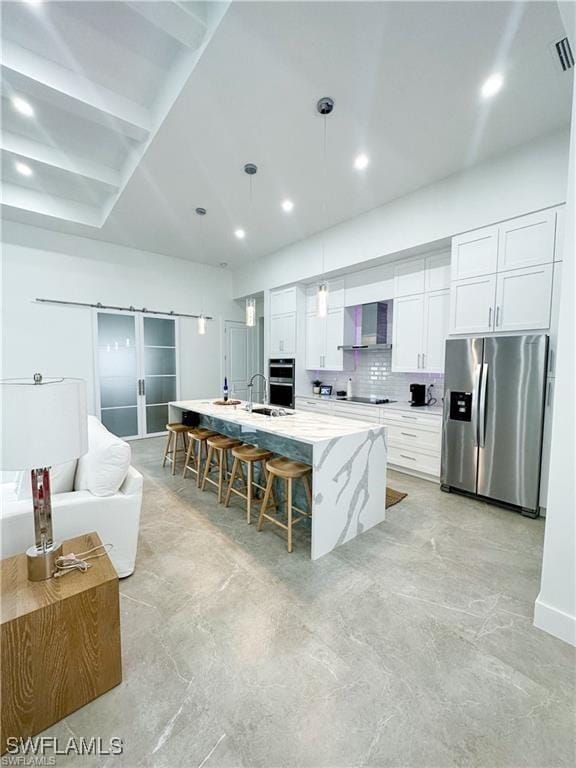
[169,399,387,559]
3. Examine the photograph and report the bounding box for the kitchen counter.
[169,399,387,559]
[296,393,444,416]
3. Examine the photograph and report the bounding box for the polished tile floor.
[46,437,575,767]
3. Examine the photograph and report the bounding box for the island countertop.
[168,399,383,444]
[169,398,388,560]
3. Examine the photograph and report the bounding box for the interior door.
[477,335,548,512]
[142,316,178,435]
[96,312,139,438]
[225,320,251,400]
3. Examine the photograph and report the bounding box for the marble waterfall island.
[169,400,388,559]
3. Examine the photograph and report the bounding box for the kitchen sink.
[251,407,293,417]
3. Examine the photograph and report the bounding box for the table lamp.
[0,374,88,580]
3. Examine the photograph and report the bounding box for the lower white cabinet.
[392,291,448,373]
[493,263,553,332]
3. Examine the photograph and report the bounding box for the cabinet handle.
[400,454,416,461]
[422,352,425,369]
[137,380,141,396]
[496,306,501,327]
[401,432,417,438]
[547,380,553,407]
[417,353,421,369]
[400,414,417,420]
[488,307,493,328]
[141,379,145,397]
[549,348,554,375]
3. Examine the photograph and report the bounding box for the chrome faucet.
[246,373,268,412]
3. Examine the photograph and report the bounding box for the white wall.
[534,3,576,646]
[1,222,243,415]
[233,129,569,298]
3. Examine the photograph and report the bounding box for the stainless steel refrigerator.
[441,334,548,517]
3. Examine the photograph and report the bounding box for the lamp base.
[26,541,63,581]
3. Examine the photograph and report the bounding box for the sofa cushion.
[74,416,131,497]
[15,460,78,500]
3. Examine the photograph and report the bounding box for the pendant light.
[316,97,334,318]
[245,297,256,327]
[196,206,207,335]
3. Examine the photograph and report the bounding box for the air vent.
[555,36,574,71]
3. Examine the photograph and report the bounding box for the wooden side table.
[1,532,122,754]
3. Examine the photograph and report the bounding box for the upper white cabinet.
[270,286,297,356]
[449,207,560,336]
[392,295,424,372]
[497,209,556,272]
[394,257,426,297]
[270,286,297,316]
[494,263,553,332]
[392,290,449,374]
[305,307,345,370]
[450,274,497,335]
[425,252,451,292]
[554,205,565,262]
[344,265,394,306]
[451,225,499,281]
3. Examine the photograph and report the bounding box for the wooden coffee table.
[1,532,122,754]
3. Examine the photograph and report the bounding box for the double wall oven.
[269,358,295,409]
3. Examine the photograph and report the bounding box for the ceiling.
[1,1,573,267]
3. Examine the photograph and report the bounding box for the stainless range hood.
[338,302,392,351]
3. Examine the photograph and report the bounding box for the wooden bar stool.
[201,435,242,503]
[182,428,218,487]
[162,423,189,475]
[224,445,273,524]
[257,457,312,552]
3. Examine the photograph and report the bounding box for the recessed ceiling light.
[354,153,369,171]
[11,96,34,117]
[220,262,228,268]
[15,161,33,177]
[234,229,246,240]
[281,200,294,213]
[481,73,504,99]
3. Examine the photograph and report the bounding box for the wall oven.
[269,358,295,409]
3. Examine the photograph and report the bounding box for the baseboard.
[534,596,576,646]
[388,463,440,484]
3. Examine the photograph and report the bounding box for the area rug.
[386,487,408,508]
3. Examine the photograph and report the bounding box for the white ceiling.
[1,1,573,267]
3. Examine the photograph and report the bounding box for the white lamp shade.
[1,377,88,470]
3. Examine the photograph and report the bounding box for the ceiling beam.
[1,132,121,188]
[1,184,102,227]
[1,42,151,141]
[127,1,207,49]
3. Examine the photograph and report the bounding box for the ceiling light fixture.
[234,229,246,240]
[11,96,34,117]
[315,97,334,318]
[354,153,369,171]
[195,207,206,216]
[15,161,33,177]
[481,73,504,99]
[281,200,294,213]
[245,297,256,328]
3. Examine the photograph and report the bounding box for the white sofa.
[0,417,143,578]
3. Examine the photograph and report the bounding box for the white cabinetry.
[270,287,297,356]
[451,225,499,280]
[344,265,394,306]
[392,289,449,373]
[305,281,346,370]
[450,274,497,335]
[394,257,426,297]
[494,264,553,332]
[497,209,556,271]
[425,252,451,292]
[392,295,424,372]
[449,208,558,336]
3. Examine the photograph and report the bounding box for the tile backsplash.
[304,348,444,404]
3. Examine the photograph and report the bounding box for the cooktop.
[336,396,397,405]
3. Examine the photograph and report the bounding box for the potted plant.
[312,379,322,395]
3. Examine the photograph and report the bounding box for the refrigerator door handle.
[479,363,488,448]
[472,363,481,447]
